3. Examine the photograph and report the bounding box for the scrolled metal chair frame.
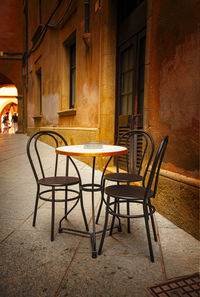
[98,136,169,262]
[96,130,155,232]
[27,130,88,241]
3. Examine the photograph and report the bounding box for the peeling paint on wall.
[42,94,59,126]
[159,32,199,129]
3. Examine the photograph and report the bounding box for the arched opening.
[0,85,18,134]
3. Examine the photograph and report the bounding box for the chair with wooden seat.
[98,136,168,262]
[96,130,155,233]
[27,130,88,241]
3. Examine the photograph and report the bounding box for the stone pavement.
[0,133,199,297]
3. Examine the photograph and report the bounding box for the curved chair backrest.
[145,136,169,199]
[116,130,155,183]
[27,131,80,182]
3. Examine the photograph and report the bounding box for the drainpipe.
[84,0,90,33]
[83,0,91,48]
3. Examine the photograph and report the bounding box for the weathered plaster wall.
[147,0,200,239]
[27,0,117,169]
[149,0,199,179]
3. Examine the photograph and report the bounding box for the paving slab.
[56,252,163,297]
[0,230,81,297]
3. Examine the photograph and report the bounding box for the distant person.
[2,112,9,134]
[12,112,18,133]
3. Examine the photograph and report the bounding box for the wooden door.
[115,0,147,171]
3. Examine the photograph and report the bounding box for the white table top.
[56,144,128,157]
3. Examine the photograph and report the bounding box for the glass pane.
[120,45,134,115]
[127,94,132,114]
[70,44,76,66]
[123,73,129,93]
[122,49,129,72]
[121,95,127,115]
[128,48,134,68]
[138,91,143,114]
[128,70,133,92]
[137,36,145,115]
[71,69,76,108]
[121,73,125,92]
[70,43,76,108]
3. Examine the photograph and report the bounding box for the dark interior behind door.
[115,0,147,171]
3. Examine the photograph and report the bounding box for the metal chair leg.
[96,178,105,224]
[51,187,55,241]
[148,199,157,242]
[65,186,68,218]
[95,195,103,224]
[80,189,89,231]
[109,199,117,236]
[33,185,40,227]
[98,195,110,255]
[117,199,122,232]
[127,201,131,233]
[144,204,154,262]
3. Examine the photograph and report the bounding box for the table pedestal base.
[58,223,112,258]
[57,154,120,258]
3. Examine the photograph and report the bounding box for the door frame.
[115,0,147,143]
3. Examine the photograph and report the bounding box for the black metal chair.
[98,136,168,262]
[27,131,88,241]
[96,130,155,233]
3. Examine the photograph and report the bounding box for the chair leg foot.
[150,256,155,263]
[118,225,122,232]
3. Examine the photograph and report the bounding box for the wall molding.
[160,169,200,188]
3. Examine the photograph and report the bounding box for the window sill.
[58,109,76,117]
[33,114,42,119]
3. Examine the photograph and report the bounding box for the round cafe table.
[56,143,128,258]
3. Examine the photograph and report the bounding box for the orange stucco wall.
[27,0,117,148]
[148,0,199,179]
[146,0,199,239]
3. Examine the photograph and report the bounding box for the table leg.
[91,157,97,258]
[58,155,114,258]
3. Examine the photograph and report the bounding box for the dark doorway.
[115,0,147,141]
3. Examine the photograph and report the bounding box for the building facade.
[0,0,199,239]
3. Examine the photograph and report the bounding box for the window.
[36,68,42,114]
[61,32,76,112]
[69,43,76,109]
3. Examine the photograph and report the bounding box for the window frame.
[36,67,42,115]
[59,31,77,115]
[69,42,76,109]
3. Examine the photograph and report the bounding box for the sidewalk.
[0,133,199,297]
